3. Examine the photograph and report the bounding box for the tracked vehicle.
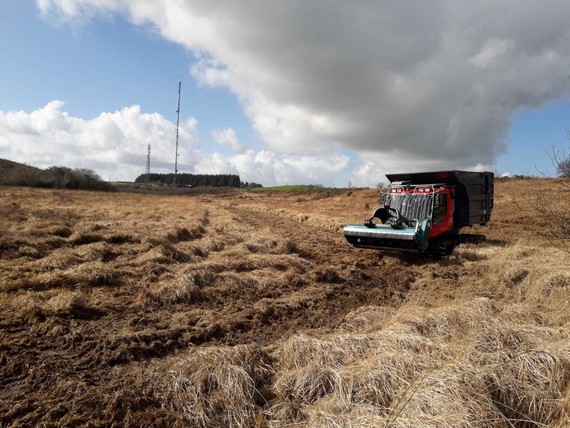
[343,171,494,254]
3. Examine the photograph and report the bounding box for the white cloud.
[349,152,495,188]
[0,102,350,186]
[33,0,570,185]
[212,128,242,152]
[229,150,349,186]
[191,150,349,186]
[192,152,236,176]
[0,101,196,181]
[470,39,515,69]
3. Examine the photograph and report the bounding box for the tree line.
[0,161,115,191]
[135,173,244,188]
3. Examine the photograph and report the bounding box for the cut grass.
[2,181,570,427]
[159,345,273,428]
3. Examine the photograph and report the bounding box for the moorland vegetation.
[0,177,569,427]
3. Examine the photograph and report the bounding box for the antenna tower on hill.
[174,76,181,185]
[145,143,151,179]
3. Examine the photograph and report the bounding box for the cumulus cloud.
[0,101,196,181]
[230,150,349,186]
[212,128,242,152]
[0,102,348,186]
[35,0,570,185]
[191,150,349,186]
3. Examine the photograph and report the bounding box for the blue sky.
[500,101,570,176]
[0,1,257,154]
[1,1,570,186]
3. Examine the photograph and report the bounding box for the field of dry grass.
[1,179,569,427]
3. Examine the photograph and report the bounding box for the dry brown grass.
[262,282,569,426]
[159,345,273,427]
[1,180,570,427]
[149,273,205,305]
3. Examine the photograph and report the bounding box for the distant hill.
[0,158,43,174]
[0,158,47,187]
[0,158,114,191]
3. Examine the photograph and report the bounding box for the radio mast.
[145,143,151,181]
[174,76,181,185]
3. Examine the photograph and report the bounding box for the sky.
[1,1,570,187]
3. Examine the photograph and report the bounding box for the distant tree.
[135,172,242,187]
[46,166,74,188]
[240,181,262,188]
[46,166,114,191]
[556,129,570,178]
[376,181,389,190]
[527,140,570,252]
[75,168,102,182]
[556,156,570,177]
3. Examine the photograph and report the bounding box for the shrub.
[45,166,115,191]
[557,156,570,178]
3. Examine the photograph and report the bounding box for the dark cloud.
[37,0,570,182]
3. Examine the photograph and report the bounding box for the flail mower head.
[343,193,433,253]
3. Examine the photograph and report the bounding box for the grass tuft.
[160,345,273,427]
[150,274,205,305]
